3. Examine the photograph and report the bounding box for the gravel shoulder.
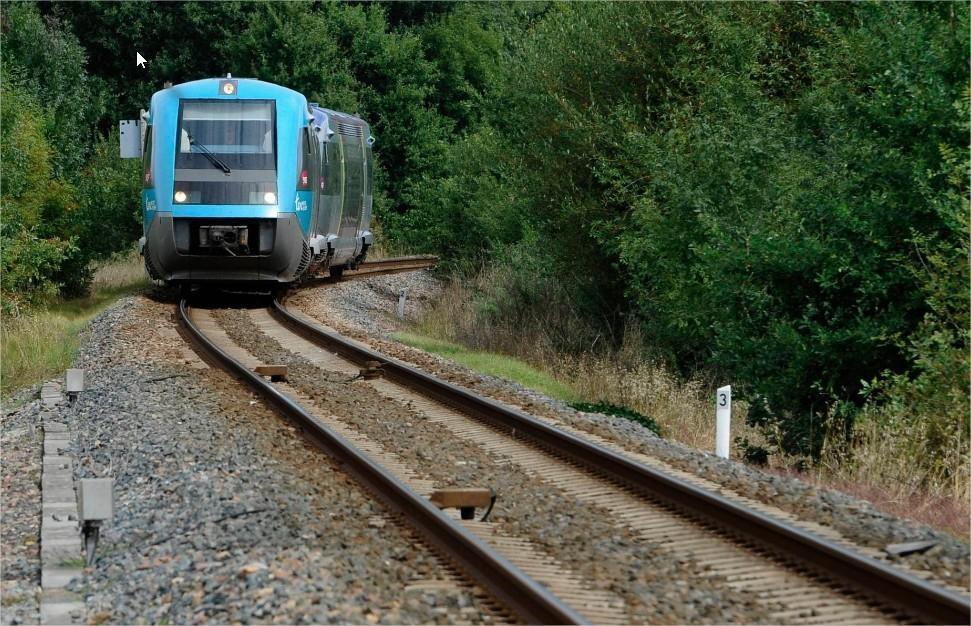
[1,389,43,626]
[288,271,971,590]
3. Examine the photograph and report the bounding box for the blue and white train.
[120,76,374,286]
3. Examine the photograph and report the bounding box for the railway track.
[176,275,970,624]
[320,255,438,281]
[178,298,582,625]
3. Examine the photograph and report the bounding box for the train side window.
[297,129,303,176]
[364,144,373,196]
[327,139,343,196]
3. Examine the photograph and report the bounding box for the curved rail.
[270,298,971,626]
[177,299,585,625]
[343,255,438,279]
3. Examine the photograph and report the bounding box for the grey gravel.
[291,272,971,590]
[1,388,44,626]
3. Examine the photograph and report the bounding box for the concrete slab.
[42,502,78,513]
[40,600,84,624]
[44,517,80,530]
[41,527,81,542]
[41,413,84,610]
[41,544,82,566]
[44,440,69,455]
[43,460,73,472]
[41,567,82,589]
[42,489,76,505]
[40,588,85,626]
[41,478,75,494]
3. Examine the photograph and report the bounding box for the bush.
[73,130,142,261]
[570,401,662,436]
[1,4,140,308]
[0,76,79,312]
[409,2,969,462]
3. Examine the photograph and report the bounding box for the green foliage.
[570,401,662,436]
[73,130,142,261]
[0,3,143,309]
[0,76,78,312]
[0,226,75,315]
[407,2,969,463]
[2,2,102,175]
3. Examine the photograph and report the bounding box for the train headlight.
[221,82,236,95]
[263,191,276,204]
[174,190,187,203]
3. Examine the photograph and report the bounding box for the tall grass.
[1,251,148,397]
[814,408,970,538]
[413,266,767,456]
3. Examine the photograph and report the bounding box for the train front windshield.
[174,100,277,205]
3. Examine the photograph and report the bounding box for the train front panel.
[137,78,311,284]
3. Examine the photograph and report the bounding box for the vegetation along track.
[173,269,969,625]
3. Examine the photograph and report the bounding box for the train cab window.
[298,126,314,190]
[173,100,277,205]
[142,126,154,189]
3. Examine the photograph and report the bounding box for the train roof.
[147,77,307,122]
[144,78,372,144]
[309,105,373,144]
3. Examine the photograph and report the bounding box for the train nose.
[145,213,305,282]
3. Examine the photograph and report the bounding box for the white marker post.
[716,385,731,459]
[396,289,408,319]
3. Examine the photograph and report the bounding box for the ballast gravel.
[212,307,771,624]
[1,389,44,626]
[49,294,493,625]
[289,271,971,590]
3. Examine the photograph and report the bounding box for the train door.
[298,126,317,233]
[338,128,365,254]
[362,140,373,232]
[319,136,344,240]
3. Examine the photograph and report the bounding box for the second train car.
[121,76,374,286]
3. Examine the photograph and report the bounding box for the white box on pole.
[716,385,731,458]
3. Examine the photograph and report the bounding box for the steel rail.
[345,255,437,278]
[354,255,439,271]
[271,298,971,626]
[305,256,438,285]
[177,299,586,626]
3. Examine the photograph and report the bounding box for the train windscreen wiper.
[188,134,232,174]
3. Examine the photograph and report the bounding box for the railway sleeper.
[429,487,497,521]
